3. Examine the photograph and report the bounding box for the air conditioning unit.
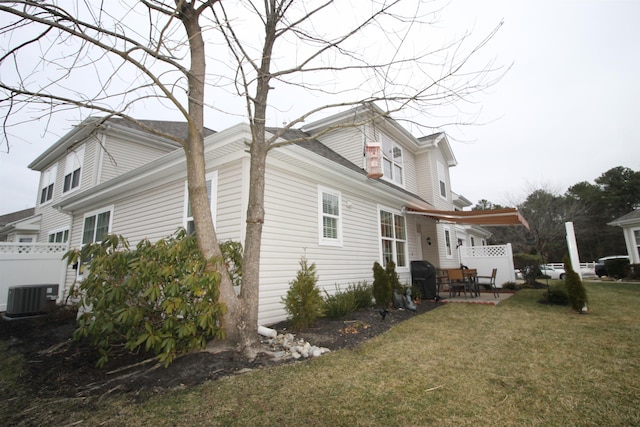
[5,284,59,318]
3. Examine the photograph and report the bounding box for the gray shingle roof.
[106,118,216,140]
[0,208,35,226]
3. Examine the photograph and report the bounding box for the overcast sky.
[1,0,639,215]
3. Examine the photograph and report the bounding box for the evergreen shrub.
[542,283,569,305]
[282,257,325,329]
[605,258,630,279]
[385,261,403,293]
[372,262,392,308]
[563,255,588,313]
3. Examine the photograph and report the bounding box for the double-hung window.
[381,134,403,186]
[379,208,407,267]
[40,165,57,205]
[444,227,453,258]
[48,229,69,243]
[82,207,113,245]
[635,229,640,259]
[437,161,447,199]
[184,171,217,235]
[318,186,342,246]
[63,145,85,193]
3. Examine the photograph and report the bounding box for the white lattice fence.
[464,245,508,258]
[0,243,68,311]
[0,243,68,254]
[459,244,516,286]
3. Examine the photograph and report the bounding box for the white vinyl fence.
[0,243,68,311]
[459,244,516,287]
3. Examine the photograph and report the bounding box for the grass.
[3,281,640,426]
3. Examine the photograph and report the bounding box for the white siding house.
[18,104,526,325]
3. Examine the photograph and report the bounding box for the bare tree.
[1,0,504,357]
[0,0,242,344]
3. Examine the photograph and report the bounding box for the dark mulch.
[0,300,442,398]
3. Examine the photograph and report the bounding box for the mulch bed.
[0,300,442,398]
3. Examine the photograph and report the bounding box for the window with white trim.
[184,171,217,235]
[48,228,69,243]
[81,207,113,245]
[437,161,447,199]
[444,227,452,258]
[634,229,640,260]
[379,208,407,267]
[39,165,57,205]
[63,145,85,193]
[318,186,342,246]
[381,134,403,186]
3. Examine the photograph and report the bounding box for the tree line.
[474,166,640,263]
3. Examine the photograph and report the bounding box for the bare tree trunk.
[180,2,243,347]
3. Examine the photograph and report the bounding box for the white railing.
[547,262,597,278]
[547,262,597,270]
[0,242,68,254]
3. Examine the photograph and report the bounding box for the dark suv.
[595,255,630,277]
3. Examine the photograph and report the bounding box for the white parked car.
[540,265,566,280]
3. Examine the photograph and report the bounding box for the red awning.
[407,207,529,229]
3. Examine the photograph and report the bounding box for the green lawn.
[3,281,640,426]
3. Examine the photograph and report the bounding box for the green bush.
[282,257,325,329]
[563,255,588,313]
[625,264,640,280]
[385,261,403,293]
[220,240,243,287]
[322,282,373,318]
[605,258,630,279]
[513,253,544,286]
[542,283,569,305]
[346,281,373,309]
[65,231,226,368]
[502,282,521,291]
[372,262,392,308]
[323,286,357,319]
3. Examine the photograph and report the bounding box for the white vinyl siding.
[318,186,342,246]
[39,165,57,205]
[313,127,365,168]
[98,136,177,184]
[183,171,218,235]
[258,161,399,325]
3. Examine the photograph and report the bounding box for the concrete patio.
[441,290,515,306]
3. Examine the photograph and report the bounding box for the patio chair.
[476,268,499,298]
[447,268,469,298]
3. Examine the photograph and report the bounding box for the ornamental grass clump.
[323,286,358,319]
[347,281,373,309]
[64,230,226,368]
[282,257,325,329]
